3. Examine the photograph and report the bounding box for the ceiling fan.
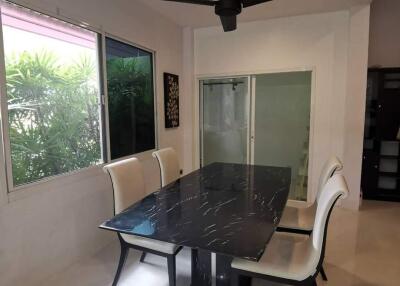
[163,0,273,32]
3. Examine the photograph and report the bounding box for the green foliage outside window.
[106,52,155,159]
[5,50,102,186]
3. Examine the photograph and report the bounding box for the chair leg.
[140,252,146,263]
[167,255,176,286]
[112,241,129,286]
[320,266,328,281]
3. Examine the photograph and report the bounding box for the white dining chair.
[231,174,349,286]
[141,148,180,265]
[103,158,182,286]
[278,156,343,234]
[152,147,180,187]
[277,156,343,280]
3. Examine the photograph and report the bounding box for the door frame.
[195,67,316,202]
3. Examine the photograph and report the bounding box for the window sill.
[7,164,105,203]
[5,148,157,204]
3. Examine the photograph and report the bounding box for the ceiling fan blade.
[220,15,237,32]
[163,0,216,6]
[242,0,272,8]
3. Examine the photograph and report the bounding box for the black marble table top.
[100,163,291,261]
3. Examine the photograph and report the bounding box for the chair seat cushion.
[121,234,179,254]
[278,200,316,232]
[231,232,319,281]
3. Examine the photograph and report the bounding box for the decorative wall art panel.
[164,73,179,128]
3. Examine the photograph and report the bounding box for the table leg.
[191,250,251,286]
[215,253,233,286]
[191,249,212,286]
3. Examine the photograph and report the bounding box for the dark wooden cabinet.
[361,68,400,201]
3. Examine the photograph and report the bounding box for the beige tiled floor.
[42,200,400,286]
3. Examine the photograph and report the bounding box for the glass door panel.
[252,72,312,200]
[201,77,249,166]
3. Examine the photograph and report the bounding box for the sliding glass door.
[200,77,250,166]
[252,72,312,200]
[200,71,312,200]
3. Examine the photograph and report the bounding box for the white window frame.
[0,5,9,204]
[0,1,159,199]
[0,3,106,192]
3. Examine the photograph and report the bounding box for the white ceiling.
[137,0,372,29]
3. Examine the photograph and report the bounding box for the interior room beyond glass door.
[252,72,312,200]
[201,77,249,166]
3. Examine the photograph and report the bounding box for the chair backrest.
[311,174,349,268]
[152,147,180,187]
[103,158,146,215]
[316,156,343,201]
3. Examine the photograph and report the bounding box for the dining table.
[100,162,291,286]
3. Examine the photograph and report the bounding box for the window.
[0,2,158,191]
[105,37,155,160]
[0,3,103,187]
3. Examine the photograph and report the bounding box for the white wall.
[369,0,400,67]
[0,0,184,285]
[192,8,370,209]
[343,5,370,209]
[181,27,195,174]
